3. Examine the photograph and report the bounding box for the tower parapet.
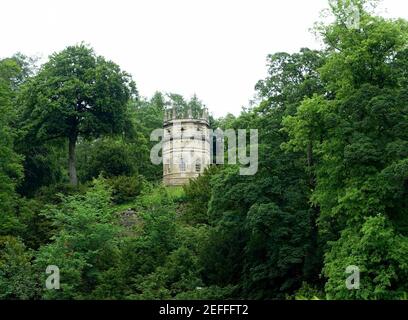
[163,106,209,123]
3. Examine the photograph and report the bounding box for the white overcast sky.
[2,0,407,117]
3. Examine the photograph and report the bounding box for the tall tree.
[0,57,24,235]
[19,44,137,185]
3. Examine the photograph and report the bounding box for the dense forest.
[1,0,407,300]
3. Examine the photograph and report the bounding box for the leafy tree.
[0,54,64,197]
[0,57,24,235]
[166,93,206,118]
[127,93,164,182]
[18,44,136,185]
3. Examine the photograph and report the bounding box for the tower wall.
[163,116,211,186]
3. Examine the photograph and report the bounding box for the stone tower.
[163,106,211,186]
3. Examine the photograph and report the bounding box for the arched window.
[195,160,201,173]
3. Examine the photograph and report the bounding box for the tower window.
[179,159,186,172]
[195,161,201,173]
[164,161,171,174]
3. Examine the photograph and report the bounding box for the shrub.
[77,139,136,182]
[35,182,88,204]
[108,175,144,204]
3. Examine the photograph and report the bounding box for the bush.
[77,139,136,182]
[0,236,40,299]
[108,175,144,204]
[15,197,54,249]
[35,182,88,204]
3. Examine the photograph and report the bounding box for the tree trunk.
[68,135,78,186]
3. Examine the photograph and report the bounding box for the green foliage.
[175,285,236,300]
[34,179,121,299]
[243,203,314,299]
[34,182,88,205]
[0,236,40,299]
[255,48,326,113]
[0,57,24,236]
[195,46,327,299]
[19,43,136,141]
[92,185,181,299]
[166,93,206,119]
[324,215,408,299]
[18,43,136,185]
[16,143,66,197]
[294,282,324,300]
[77,138,137,181]
[283,1,408,299]
[14,198,54,250]
[107,175,144,204]
[183,166,220,225]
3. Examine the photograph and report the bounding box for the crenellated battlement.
[163,106,209,124]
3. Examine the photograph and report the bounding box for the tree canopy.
[18,44,137,185]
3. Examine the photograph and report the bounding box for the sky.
[2,0,407,117]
